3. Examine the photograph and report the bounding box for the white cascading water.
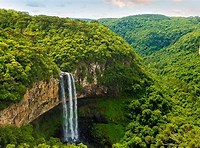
[60,72,78,142]
[71,74,79,140]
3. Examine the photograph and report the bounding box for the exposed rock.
[0,69,108,127]
[74,62,108,98]
[0,78,60,127]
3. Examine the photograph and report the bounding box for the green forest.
[100,14,200,147]
[99,14,200,56]
[0,9,200,147]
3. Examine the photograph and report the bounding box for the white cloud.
[105,0,154,8]
[173,0,184,2]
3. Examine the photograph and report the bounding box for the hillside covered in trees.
[0,9,149,147]
[100,14,200,147]
[0,10,200,147]
[0,9,148,110]
[99,14,200,56]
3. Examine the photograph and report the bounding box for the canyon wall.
[0,78,59,127]
[0,68,108,127]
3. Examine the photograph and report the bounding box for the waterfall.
[60,72,78,142]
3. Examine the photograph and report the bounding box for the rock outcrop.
[0,78,59,127]
[75,63,108,98]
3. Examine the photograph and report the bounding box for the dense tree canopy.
[99,14,200,56]
[0,9,150,147]
[1,10,200,147]
[0,15,59,109]
[101,14,200,147]
[0,9,148,110]
[142,31,200,147]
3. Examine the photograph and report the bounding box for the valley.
[0,10,200,147]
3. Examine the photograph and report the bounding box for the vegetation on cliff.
[0,25,59,109]
[0,9,149,147]
[0,9,148,110]
[141,31,200,147]
[1,9,200,147]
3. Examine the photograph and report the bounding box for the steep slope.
[0,20,59,110]
[146,30,200,88]
[0,9,152,147]
[99,14,200,56]
[99,14,200,147]
[0,9,149,111]
[146,30,200,120]
[4,9,200,147]
[146,30,200,147]
[114,30,200,147]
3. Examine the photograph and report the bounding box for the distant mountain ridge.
[100,14,200,147]
[99,14,200,56]
[1,9,200,147]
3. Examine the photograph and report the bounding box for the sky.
[0,0,200,19]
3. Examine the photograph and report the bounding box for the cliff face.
[74,63,108,98]
[0,71,108,127]
[0,78,59,127]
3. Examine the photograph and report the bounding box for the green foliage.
[113,81,172,147]
[32,107,62,139]
[0,125,87,148]
[2,9,200,147]
[99,14,200,147]
[0,10,60,110]
[0,125,34,147]
[153,123,200,147]
[78,97,131,146]
[99,14,200,56]
[113,26,200,147]
[92,123,125,146]
[143,30,200,147]
[0,9,151,147]
[5,143,87,148]
[0,9,149,110]
[145,30,200,87]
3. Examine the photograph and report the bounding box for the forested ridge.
[0,9,149,147]
[0,9,200,147]
[100,14,200,147]
[99,14,200,56]
[0,9,147,110]
[113,31,200,147]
